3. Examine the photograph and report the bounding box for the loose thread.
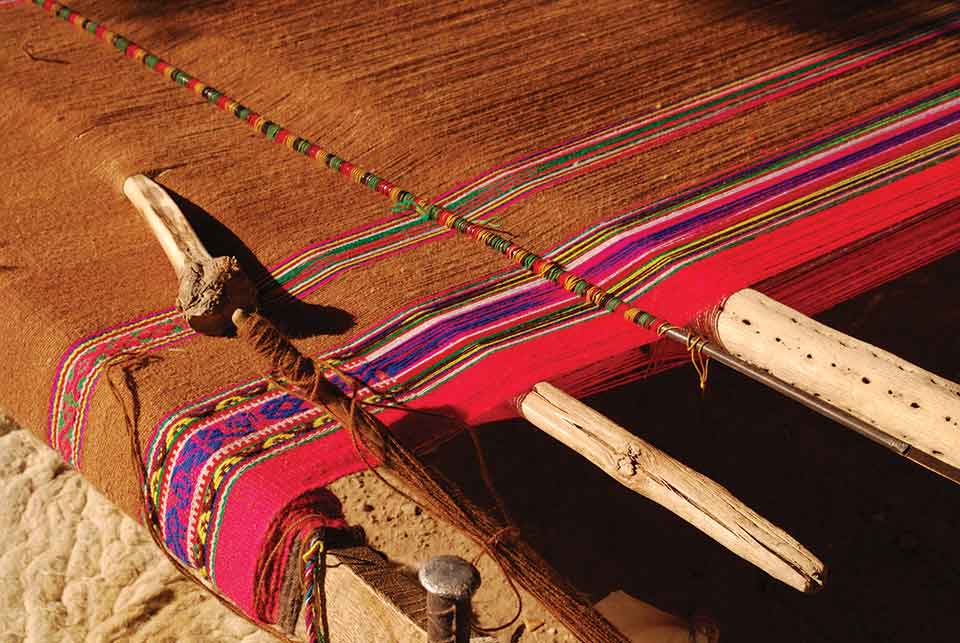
[318,359,517,529]
[254,510,344,629]
[657,324,711,391]
[470,526,524,634]
[321,358,524,633]
[687,335,711,392]
[234,309,629,643]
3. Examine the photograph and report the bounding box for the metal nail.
[419,555,481,643]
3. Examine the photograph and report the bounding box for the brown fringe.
[235,309,629,643]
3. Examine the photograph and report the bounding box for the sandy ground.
[0,413,276,643]
[1,252,958,642]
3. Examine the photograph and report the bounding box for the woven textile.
[2,0,959,626]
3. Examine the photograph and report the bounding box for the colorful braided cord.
[30,0,666,333]
[301,533,326,643]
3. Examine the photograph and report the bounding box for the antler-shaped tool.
[123,174,256,335]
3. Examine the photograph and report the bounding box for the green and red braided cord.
[27,0,669,333]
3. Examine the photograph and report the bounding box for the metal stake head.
[419,555,481,600]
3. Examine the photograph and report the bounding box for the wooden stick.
[519,382,825,593]
[715,289,960,481]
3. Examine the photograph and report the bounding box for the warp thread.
[234,309,630,643]
[30,0,678,338]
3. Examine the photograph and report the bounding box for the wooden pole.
[519,382,825,593]
[715,289,960,482]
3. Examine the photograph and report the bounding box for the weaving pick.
[26,0,960,484]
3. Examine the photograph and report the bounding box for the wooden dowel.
[519,382,824,593]
[715,289,960,480]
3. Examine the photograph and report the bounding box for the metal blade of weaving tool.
[519,382,824,593]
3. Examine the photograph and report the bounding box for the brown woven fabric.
[2,0,955,513]
[1,3,959,637]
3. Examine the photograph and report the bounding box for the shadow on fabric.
[161,185,356,340]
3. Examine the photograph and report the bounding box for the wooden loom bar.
[313,546,428,641]
[712,289,960,483]
[519,382,824,593]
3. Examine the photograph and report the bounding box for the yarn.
[233,309,630,642]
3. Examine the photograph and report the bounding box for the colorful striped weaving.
[2,0,959,630]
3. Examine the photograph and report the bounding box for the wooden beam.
[716,289,960,481]
[303,532,715,642]
[321,545,428,642]
[519,382,824,593]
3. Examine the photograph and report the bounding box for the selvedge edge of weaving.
[39,2,960,465]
